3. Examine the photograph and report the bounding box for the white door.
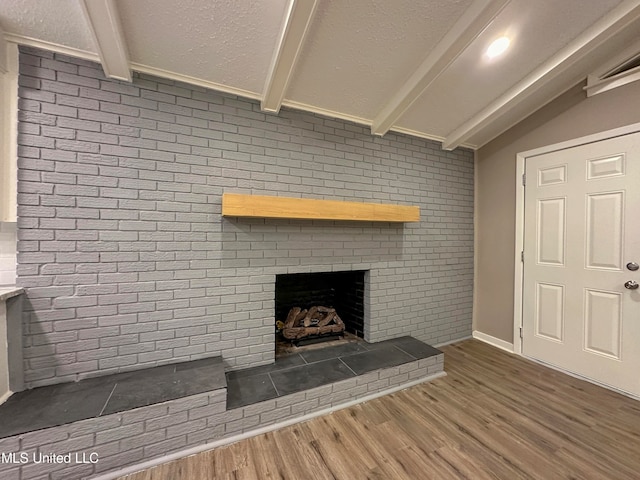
[523,131,640,397]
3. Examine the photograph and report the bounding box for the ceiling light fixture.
[486,36,510,59]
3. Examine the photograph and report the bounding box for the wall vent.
[586,50,640,97]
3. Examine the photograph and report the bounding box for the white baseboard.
[0,390,12,406]
[434,335,472,348]
[472,330,514,353]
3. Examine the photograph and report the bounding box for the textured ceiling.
[117,0,289,94]
[0,0,94,51]
[396,0,625,137]
[1,0,638,149]
[285,0,474,119]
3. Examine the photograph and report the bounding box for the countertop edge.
[0,287,24,303]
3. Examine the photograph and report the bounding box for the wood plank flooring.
[118,340,640,480]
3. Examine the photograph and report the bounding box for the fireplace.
[275,271,367,345]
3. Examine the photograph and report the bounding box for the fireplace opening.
[275,271,366,349]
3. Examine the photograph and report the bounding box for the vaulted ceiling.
[1,0,640,149]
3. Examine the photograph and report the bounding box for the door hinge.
[519,326,523,339]
[522,173,526,186]
[521,251,524,262]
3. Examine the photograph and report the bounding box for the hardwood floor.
[118,340,640,480]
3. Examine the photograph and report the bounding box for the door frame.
[513,121,640,355]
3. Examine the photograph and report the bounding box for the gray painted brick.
[120,430,167,451]
[143,436,188,459]
[167,418,207,438]
[17,46,473,386]
[95,423,144,445]
[259,405,292,425]
[93,448,144,474]
[21,428,69,448]
[145,411,188,431]
[167,393,209,413]
[117,407,168,429]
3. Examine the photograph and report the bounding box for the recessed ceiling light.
[486,36,510,59]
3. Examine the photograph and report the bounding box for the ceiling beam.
[442,0,640,150]
[370,0,509,137]
[79,0,131,81]
[261,0,318,113]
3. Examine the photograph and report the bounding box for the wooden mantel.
[222,193,420,222]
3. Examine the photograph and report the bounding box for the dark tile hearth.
[226,374,279,407]
[298,341,369,364]
[340,345,413,375]
[270,358,355,396]
[0,357,225,439]
[226,336,441,408]
[0,336,440,439]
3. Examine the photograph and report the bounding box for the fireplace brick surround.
[14,46,473,389]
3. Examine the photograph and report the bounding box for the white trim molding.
[0,33,260,102]
[79,0,131,81]
[2,33,100,63]
[0,25,8,73]
[370,0,509,137]
[472,331,514,353]
[0,42,18,222]
[261,0,318,113]
[513,154,525,355]
[443,0,640,150]
[281,98,371,126]
[390,126,477,150]
[130,63,262,101]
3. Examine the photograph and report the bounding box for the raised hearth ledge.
[96,356,444,480]
[221,193,420,222]
[0,353,443,480]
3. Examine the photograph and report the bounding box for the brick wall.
[16,47,474,387]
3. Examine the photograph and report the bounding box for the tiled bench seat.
[0,337,443,480]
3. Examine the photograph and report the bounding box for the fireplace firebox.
[275,271,367,344]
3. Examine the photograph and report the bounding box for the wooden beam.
[222,193,420,222]
[442,0,640,150]
[370,0,509,137]
[261,0,318,113]
[79,0,131,81]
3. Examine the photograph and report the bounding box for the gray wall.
[475,80,640,342]
[17,47,474,387]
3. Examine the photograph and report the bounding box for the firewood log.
[285,307,301,329]
[317,311,335,327]
[316,306,335,313]
[303,306,318,327]
[294,309,307,325]
[333,313,344,327]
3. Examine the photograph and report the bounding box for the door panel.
[585,192,623,270]
[583,289,621,359]
[586,154,625,179]
[535,283,564,341]
[523,131,640,397]
[537,198,566,265]
[538,165,567,186]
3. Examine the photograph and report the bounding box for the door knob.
[624,280,639,290]
[627,262,639,271]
